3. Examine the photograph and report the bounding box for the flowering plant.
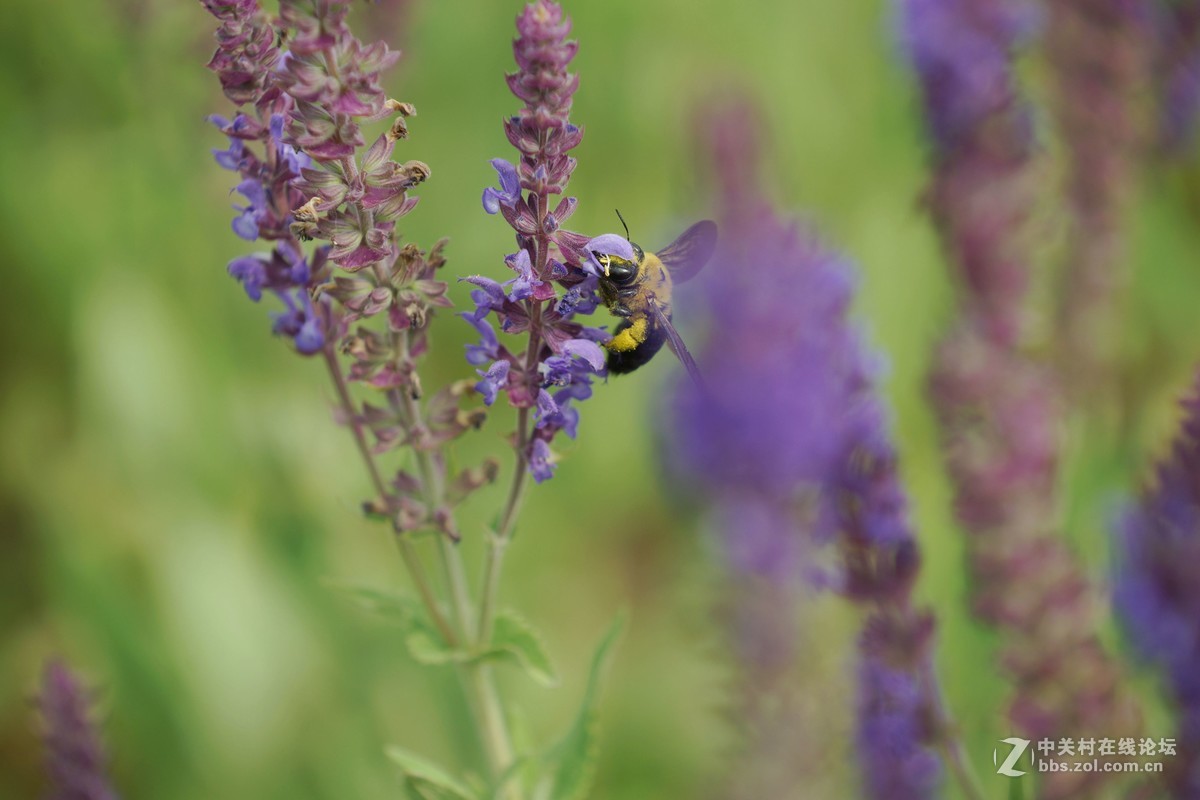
[199,2,619,798]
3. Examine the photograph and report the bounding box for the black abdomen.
[607,318,667,374]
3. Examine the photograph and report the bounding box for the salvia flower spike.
[670,102,956,800]
[901,0,1142,794]
[468,0,605,483]
[39,660,119,800]
[1116,373,1200,796]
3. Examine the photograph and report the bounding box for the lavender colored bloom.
[527,437,555,483]
[900,0,1037,156]
[673,104,945,799]
[272,286,325,354]
[482,158,521,213]
[1116,376,1200,796]
[476,360,511,407]
[1155,2,1200,149]
[39,660,119,800]
[466,0,605,481]
[581,234,635,277]
[902,0,1142,790]
[857,614,942,800]
[1046,0,1150,394]
[202,0,280,106]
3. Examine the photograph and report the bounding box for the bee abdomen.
[607,320,667,375]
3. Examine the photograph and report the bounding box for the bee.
[588,214,718,385]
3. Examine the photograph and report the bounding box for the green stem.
[390,334,520,796]
[477,406,529,645]
[321,345,458,647]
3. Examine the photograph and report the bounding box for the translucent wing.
[655,220,717,285]
[649,297,705,389]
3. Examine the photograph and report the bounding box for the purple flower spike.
[1116,375,1200,795]
[1046,0,1150,394]
[466,0,604,481]
[673,102,948,800]
[482,158,522,213]
[39,660,119,800]
[902,0,1143,789]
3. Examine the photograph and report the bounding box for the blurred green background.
[3,0,1200,798]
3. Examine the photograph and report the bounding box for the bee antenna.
[614,208,631,241]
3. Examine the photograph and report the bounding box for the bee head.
[593,252,638,286]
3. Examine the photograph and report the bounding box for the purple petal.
[561,338,606,371]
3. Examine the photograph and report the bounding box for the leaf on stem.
[537,613,625,800]
[482,610,560,687]
[386,745,479,800]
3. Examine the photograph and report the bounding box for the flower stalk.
[671,101,967,800]
[901,0,1142,795]
[39,661,119,800]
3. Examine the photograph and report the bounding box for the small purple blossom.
[272,287,326,354]
[482,158,522,213]
[527,437,555,483]
[39,660,119,800]
[476,360,511,407]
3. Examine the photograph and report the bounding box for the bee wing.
[655,220,717,285]
[649,298,706,389]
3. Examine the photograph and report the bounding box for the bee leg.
[613,303,633,318]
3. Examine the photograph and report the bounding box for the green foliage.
[536,614,625,800]
[483,611,560,688]
[387,745,480,800]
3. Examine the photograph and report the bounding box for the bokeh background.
[3,1,1200,798]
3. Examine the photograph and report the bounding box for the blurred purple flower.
[1116,375,1200,796]
[1154,2,1200,149]
[1046,0,1150,394]
[902,0,1142,790]
[673,103,945,800]
[39,660,118,800]
[857,614,942,800]
[900,0,1037,155]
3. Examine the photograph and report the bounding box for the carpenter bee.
[587,215,718,385]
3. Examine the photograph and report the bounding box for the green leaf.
[386,745,479,800]
[483,610,560,687]
[329,584,469,667]
[405,623,470,666]
[539,613,625,800]
[329,583,425,626]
